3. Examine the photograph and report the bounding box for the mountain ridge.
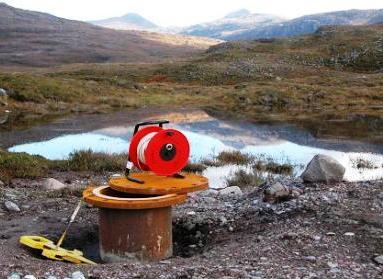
[87,7,383,41]
[221,9,383,40]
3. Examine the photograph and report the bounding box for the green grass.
[62,150,126,173]
[253,161,294,175]
[215,151,253,165]
[226,169,265,188]
[0,151,50,182]
[0,150,127,182]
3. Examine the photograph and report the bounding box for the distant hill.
[90,13,158,31]
[0,3,219,67]
[224,9,383,40]
[204,24,383,73]
[180,9,285,39]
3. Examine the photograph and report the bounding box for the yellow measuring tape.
[20,235,96,265]
[19,200,96,265]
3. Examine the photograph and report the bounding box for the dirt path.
[0,173,382,278]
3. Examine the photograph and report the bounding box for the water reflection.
[8,118,383,183]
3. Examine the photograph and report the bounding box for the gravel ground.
[0,172,382,278]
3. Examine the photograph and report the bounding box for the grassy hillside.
[0,3,219,67]
[1,25,382,143]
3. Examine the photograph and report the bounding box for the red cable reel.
[127,120,190,178]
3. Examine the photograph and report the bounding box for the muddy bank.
[0,172,382,278]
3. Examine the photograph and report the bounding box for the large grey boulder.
[42,178,67,191]
[301,154,345,183]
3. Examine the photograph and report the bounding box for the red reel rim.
[129,126,162,171]
[145,129,190,176]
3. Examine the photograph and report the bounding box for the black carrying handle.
[133,120,169,135]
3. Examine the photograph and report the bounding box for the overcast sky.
[3,0,383,26]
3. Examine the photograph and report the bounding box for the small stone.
[219,216,227,225]
[304,256,317,262]
[23,276,36,279]
[7,273,21,279]
[46,276,58,279]
[344,232,355,236]
[71,271,85,279]
[326,232,336,236]
[374,255,383,265]
[43,178,66,191]
[327,262,338,268]
[330,268,341,273]
[0,180,4,186]
[312,235,321,241]
[187,211,196,216]
[264,182,290,200]
[219,186,243,197]
[4,201,20,212]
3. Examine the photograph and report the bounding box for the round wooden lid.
[109,173,209,195]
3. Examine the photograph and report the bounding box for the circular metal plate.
[83,186,187,209]
[109,173,209,195]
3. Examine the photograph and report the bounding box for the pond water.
[2,110,383,186]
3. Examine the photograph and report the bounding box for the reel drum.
[128,122,190,176]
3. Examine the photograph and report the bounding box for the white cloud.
[3,0,383,26]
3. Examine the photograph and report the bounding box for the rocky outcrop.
[301,155,345,183]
